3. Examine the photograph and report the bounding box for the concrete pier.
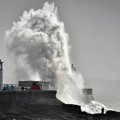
[0,91,58,112]
[0,90,83,119]
[0,91,119,120]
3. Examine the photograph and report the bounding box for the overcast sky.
[0,0,120,110]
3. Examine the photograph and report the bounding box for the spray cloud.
[6,2,85,105]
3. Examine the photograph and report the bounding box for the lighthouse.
[0,59,3,90]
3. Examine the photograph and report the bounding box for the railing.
[2,84,21,91]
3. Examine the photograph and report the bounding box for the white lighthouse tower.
[0,59,3,90]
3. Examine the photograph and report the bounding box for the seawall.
[0,91,120,120]
[0,91,59,112]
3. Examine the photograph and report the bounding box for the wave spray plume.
[6,2,84,105]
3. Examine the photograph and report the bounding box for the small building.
[18,80,50,90]
[82,88,94,104]
[82,88,93,95]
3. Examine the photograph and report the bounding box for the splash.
[5,2,114,114]
[5,2,85,105]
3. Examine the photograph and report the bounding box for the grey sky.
[0,0,120,109]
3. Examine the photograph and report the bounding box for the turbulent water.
[5,2,113,114]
